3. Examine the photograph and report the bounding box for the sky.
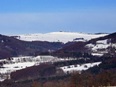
[0,0,116,35]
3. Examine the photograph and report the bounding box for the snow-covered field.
[0,56,76,81]
[16,32,107,43]
[60,62,101,74]
[0,55,101,81]
[86,39,116,56]
[0,56,76,74]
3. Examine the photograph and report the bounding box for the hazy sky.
[0,0,116,35]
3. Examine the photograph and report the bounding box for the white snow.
[86,39,111,50]
[85,39,114,55]
[0,55,77,81]
[92,44,110,51]
[60,62,101,73]
[86,44,95,48]
[0,78,5,82]
[0,55,103,81]
[96,39,108,44]
[16,32,107,43]
[112,43,116,48]
[0,62,36,74]
[91,53,104,56]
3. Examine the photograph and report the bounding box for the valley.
[0,32,116,87]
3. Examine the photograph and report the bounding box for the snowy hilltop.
[16,32,107,43]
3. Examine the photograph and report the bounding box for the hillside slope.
[0,34,63,59]
[53,32,116,57]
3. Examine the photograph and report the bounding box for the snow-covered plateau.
[16,32,107,43]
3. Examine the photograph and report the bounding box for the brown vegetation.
[1,70,116,87]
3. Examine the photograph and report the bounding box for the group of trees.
[1,70,115,87]
[70,70,116,87]
[31,70,116,87]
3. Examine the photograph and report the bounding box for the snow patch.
[112,43,116,48]
[60,62,101,73]
[91,53,103,56]
[96,39,108,44]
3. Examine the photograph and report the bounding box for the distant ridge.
[15,32,107,43]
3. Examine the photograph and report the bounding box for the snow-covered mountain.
[16,32,107,43]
